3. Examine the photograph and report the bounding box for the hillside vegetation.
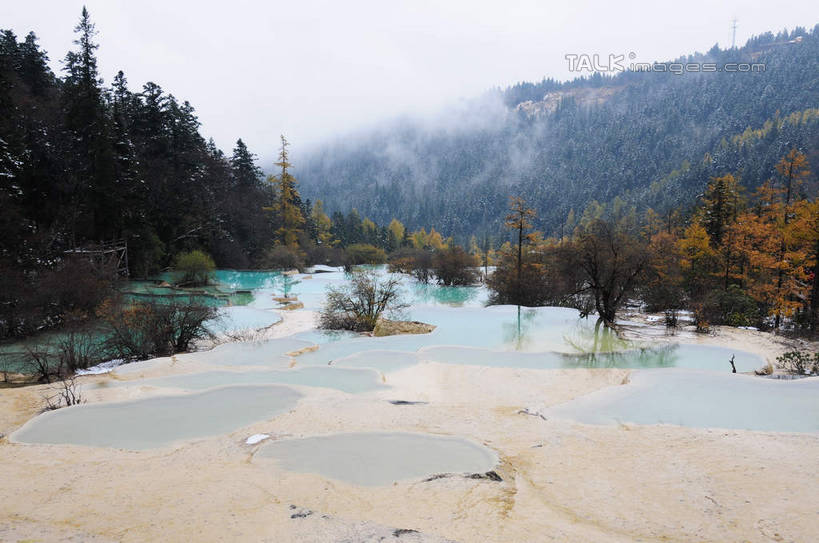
[298,26,819,241]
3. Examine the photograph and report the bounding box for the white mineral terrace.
[1,267,817,542]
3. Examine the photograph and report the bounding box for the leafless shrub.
[100,297,218,360]
[0,353,14,383]
[42,374,84,410]
[319,271,407,332]
[56,328,105,373]
[25,347,62,384]
[0,258,114,340]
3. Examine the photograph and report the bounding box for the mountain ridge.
[297,25,819,242]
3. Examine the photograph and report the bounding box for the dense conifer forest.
[2,8,818,342]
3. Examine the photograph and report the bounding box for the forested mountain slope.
[298,26,819,241]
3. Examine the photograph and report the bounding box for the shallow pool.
[548,370,819,433]
[332,350,420,373]
[12,385,301,449]
[110,367,385,394]
[256,432,497,485]
[292,306,596,366]
[206,306,282,335]
[418,343,764,372]
[192,337,313,368]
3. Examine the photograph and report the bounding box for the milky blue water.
[205,306,282,335]
[107,367,385,394]
[548,370,819,433]
[256,432,497,486]
[15,265,813,452]
[190,337,314,368]
[332,350,420,373]
[152,269,281,291]
[250,267,489,311]
[416,344,763,372]
[12,385,301,449]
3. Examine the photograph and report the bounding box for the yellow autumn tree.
[410,228,427,249]
[387,218,405,247]
[426,228,447,250]
[643,229,685,311]
[362,217,377,238]
[311,199,335,246]
[724,211,779,308]
[772,149,812,326]
[677,221,718,299]
[789,199,819,329]
[267,135,305,248]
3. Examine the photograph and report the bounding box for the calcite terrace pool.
[12,266,816,451]
[4,266,818,543]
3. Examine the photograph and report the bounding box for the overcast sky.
[2,0,816,163]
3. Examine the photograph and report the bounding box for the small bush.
[56,327,106,374]
[692,306,711,334]
[433,246,478,286]
[174,250,215,286]
[24,348,60,384]
[487,255,552,306]
[320,271,406,332]
[700,286,759,327]
[388,248,420,274]
[388,248,433,283]
[776,350,819,375]
[345,244,387,265]
[43,375,84,410]
[304,245,345,267]
[1,259,115,340]
[642,283,685,314]
[40,259,115,318]
[24,327,107,383]
[258,245,305,270]
[99,298,218,360]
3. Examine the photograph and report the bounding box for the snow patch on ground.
[76,359,125,375]
[306,265,342,273]
[245,433,270,445]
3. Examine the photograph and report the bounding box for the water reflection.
[409,283,483,307]
[501,306,540,350]
[561,344,678,369]
[549,369,819,432]
[563,318,632,354]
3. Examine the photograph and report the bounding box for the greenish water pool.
[12,385,301,449]
[256,432,497,486]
